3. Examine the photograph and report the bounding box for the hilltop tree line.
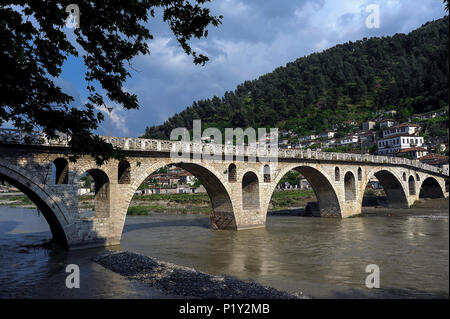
[144,17,449,140]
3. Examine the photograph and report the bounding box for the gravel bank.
[93,251,308,299]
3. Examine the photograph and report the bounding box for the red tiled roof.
[419,154,449,165]
[378,133,417,140]
[388,123,420,129]
[419,153,449,161]
[394,147,427,153]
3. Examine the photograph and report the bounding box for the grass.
[132,193,210,204]
[0,194,34,207]
[2,190,317,214]
[270,190,316,210]
[127,204,211,215]
[127,205,154,216]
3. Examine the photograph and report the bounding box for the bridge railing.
[0,128,447,176]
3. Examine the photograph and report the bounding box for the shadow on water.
[0,220,21,235]
[123,215,211,233]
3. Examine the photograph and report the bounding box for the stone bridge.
[0,128,448,250]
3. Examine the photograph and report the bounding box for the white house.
[299,134,317,142]
[377,134,424,155]
[319,131,336,139]
[78,188,92,196]
[394,147,428,160]
[379,119,396,129]
[382,123,420,138]
[340,135,359,145]
[323,138,337,147]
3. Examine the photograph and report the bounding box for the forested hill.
[144,17,449,139]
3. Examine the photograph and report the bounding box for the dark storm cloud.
[56,0,447,137]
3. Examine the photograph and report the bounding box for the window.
[263,165,271,183]
[335,167,340,182]
[118,161,131,184]
[53,158,69,184]
[228,164,237,183]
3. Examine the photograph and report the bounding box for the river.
[0,206,448,299]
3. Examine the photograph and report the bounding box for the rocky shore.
[93,251,308,299]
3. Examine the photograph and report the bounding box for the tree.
[0,1,222,164]
[192,177,201,189]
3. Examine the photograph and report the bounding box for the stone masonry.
[0,129,448,250]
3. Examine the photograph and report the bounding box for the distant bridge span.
[0,129,448,249]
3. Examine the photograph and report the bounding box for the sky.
[53,0,448,137]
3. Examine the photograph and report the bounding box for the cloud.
[55,0,447,138]
[96,104,130,136]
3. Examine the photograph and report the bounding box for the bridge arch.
[344,171,357,201]
[362,168,408,209]
[83,169,111,218]
[270,165,341,217]
[242,171,260,210]
[228,163,237,183]
[408,175,416,196]
[419,176,445,199]
[52,158,69,184]
[0,163,69,248]
[118,160,131,184]
[357,167,363,181]
[126,161,237,230]
[263,165,271,183]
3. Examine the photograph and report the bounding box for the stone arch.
[335,167,340,182]
[364,168,409,209]
[128,161,237,230]
[53,158,69,184]
[0,164,69,248]
[82,169,110,218]
[263,165,271,183]
[228,163,237,183]
[419,177,445,199]
[358,167,362,181]
[118,160,131,184]
[402,172,407,181]
[408,175,416,196]
[242,171,260,210]
[416,173,420,182]
[344,171,356,201]
[272,165,341,217]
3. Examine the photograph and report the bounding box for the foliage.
[0,1,222,164]
[145,17,449,139]
[278,170,299,187]
[192,177,202,188]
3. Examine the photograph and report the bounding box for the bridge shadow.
[122,216,211,234]
[0,221,21,235]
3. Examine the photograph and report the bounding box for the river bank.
[93,251,307,299]
[0,190,317,215]
[1,191,447,217]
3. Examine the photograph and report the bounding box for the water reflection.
[0,206,448,299]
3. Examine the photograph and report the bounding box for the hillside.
[144,17,449,140]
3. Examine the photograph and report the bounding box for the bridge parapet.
[0,128,447,177]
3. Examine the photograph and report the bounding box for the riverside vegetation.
[3,189,446,216]
[0,190,317,215]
